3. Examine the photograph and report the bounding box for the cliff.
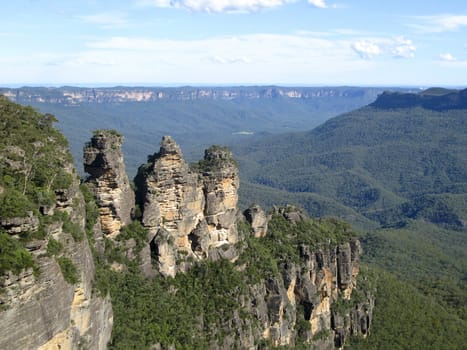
[0,96,112,349]
[209,206,375,349]
[1,86,389,105]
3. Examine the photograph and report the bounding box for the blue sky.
[1,0,467,86]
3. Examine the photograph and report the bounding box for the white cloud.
[391,36,415,58]
[70,33,368,84]
[352,36,415,59]
[142,0,296,13]
[352,40,382,59]
[77,12,128,28]
[308,0,327,8]
[412,15,467,33]
[439,53,457,61]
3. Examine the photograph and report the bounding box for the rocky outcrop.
[135,138,239,277]
[0,167,112,350]
[0,98,112,350]
[208,206,374,349]
[84,130,135,238]
[244,204,269,237]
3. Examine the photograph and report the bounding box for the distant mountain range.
[0,86,414,176]
[0,85,413,104]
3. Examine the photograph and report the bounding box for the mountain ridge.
[371,87,467,110]
[1,86,412,104]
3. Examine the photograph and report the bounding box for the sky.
[1,0,467,87]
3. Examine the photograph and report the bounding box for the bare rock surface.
[84,130,135,238]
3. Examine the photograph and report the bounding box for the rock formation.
[244,204,269,237]
[84,130,135,238]
[0,132,112,348]
[225,206,374,349]
[135,138,239,277]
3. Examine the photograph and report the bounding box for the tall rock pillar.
[83,130,135,238]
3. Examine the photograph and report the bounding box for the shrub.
[0,231,35,274]
[57,256,79,284]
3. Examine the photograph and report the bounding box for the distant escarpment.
[0,96,112,350]
[1,86,391,105]
[371,87,467,110]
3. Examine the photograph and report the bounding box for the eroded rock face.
[0,167,112,350]
[84,130,135,238]
[244,204,269,238]
[135,138,239,277]
[216,206,374,350]
[201,146,240,249]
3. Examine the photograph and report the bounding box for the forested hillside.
[232,88,467,345]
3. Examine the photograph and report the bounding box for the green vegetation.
[0,231,35,274]
[349,269,467,350]
[57,256,79,284]
[99,215,358,349]
[93,129,122,138]
[238,214,356,282]
[46,237,63,256]
[231,97,467,347]
[116,221,148,253]
[0,189,36,218]
[0,95,73,219]
[191,145,238,173]
[0,96,86,286]
[62,215,84,242]
[80,183,99,240]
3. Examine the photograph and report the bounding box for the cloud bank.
[144,0,296,13]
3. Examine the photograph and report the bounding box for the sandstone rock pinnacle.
[84,130,135,237]
[135,138,240,277]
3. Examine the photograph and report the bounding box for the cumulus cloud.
[142,0,295,13]
[391,36,415,58]
[412,15,467,32]
[351,40,382,59]
[439,53,457,61]
[308,0,327,8]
